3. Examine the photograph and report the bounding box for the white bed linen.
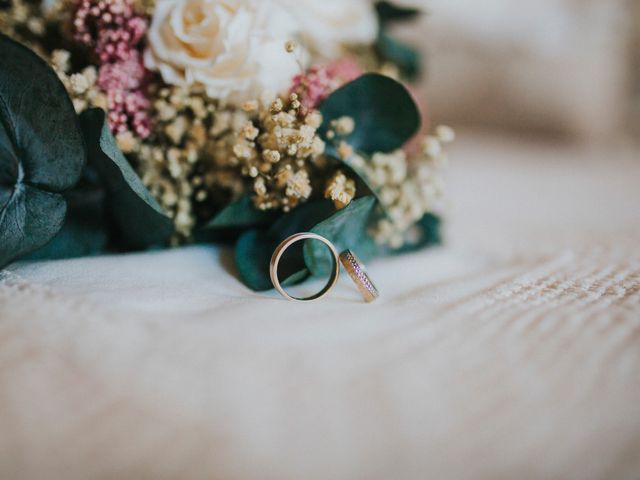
[1,132,639,479]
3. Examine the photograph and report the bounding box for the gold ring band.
[270,233,340,301]
[339,250,379,303]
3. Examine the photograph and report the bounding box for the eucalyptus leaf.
[235,200,336,291]
[0,187,67,265]
[235,229,275,291]
[312,154,385,219]
[281,268,311,287]
[375,1,421,24]
[0,35,85,267]
[377,33,421,80]
[80,108,174,249]
[203,195,279,230]
[24,218,108,261]
[235,229,310,292]
[236,229,311,292]
[319,73,420,154]
[25,187,108,260]
[304,196,378,277]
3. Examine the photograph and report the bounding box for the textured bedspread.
[1,132,639,479]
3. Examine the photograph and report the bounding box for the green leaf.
[375,1,421,24]
[235,229,276,291]
[281,268,311,287]
[235,197,380,291]
[377,33,422,80]
[235,200,336,291]
[310,154,386,220]
[319,75,420,218]
[304,196,378,277]
[25,187,108,260]
[24,218,108,261]
[319,73,420,154]
[80,108,174,249]
[0,35,85,267]
[0,187,68,264]
[203,195,279,230]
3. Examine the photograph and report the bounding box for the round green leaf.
[319,73,420,154]
[304,196,378,277]
[203,195,280,230]
[235,200,336,291]
[25,187,109,260]
[375,1,421,24]
[376,33,421,80]
[234,198,380,291]
[235,230,278,292]
[0,35,86,267]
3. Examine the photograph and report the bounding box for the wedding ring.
[339,250,379,303]
[270,232,340,301]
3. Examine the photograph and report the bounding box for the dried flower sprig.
[53,54,109,114]
[323,113,454,249]
[368,126,454,249]
[291,57,363,113]
[1,0,447,294]
[226,93,327,212]
[73,0,151,138]
[131,84,224,238]
[325,170,356,209]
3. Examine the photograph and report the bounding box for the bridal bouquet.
[0,0,452,290]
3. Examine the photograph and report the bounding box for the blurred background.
[396,0,639,143]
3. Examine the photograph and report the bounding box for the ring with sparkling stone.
[339,249,379,303]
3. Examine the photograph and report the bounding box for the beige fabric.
[1,132,639,479]
[630,0,640,135]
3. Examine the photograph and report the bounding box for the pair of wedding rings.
[270,233,379,303]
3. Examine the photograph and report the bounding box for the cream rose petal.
[145,0,306,103]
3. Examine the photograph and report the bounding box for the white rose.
[273,0,378,59]
[144,0,306,103]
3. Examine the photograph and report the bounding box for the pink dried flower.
[107,89,151,138]
[74,0,145,50]
[95,23,146,63]
[291,66,333,113]
[73,0,151,139]
[291,57,364,113]
[97,51,146,92]
[326,57,363,84]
